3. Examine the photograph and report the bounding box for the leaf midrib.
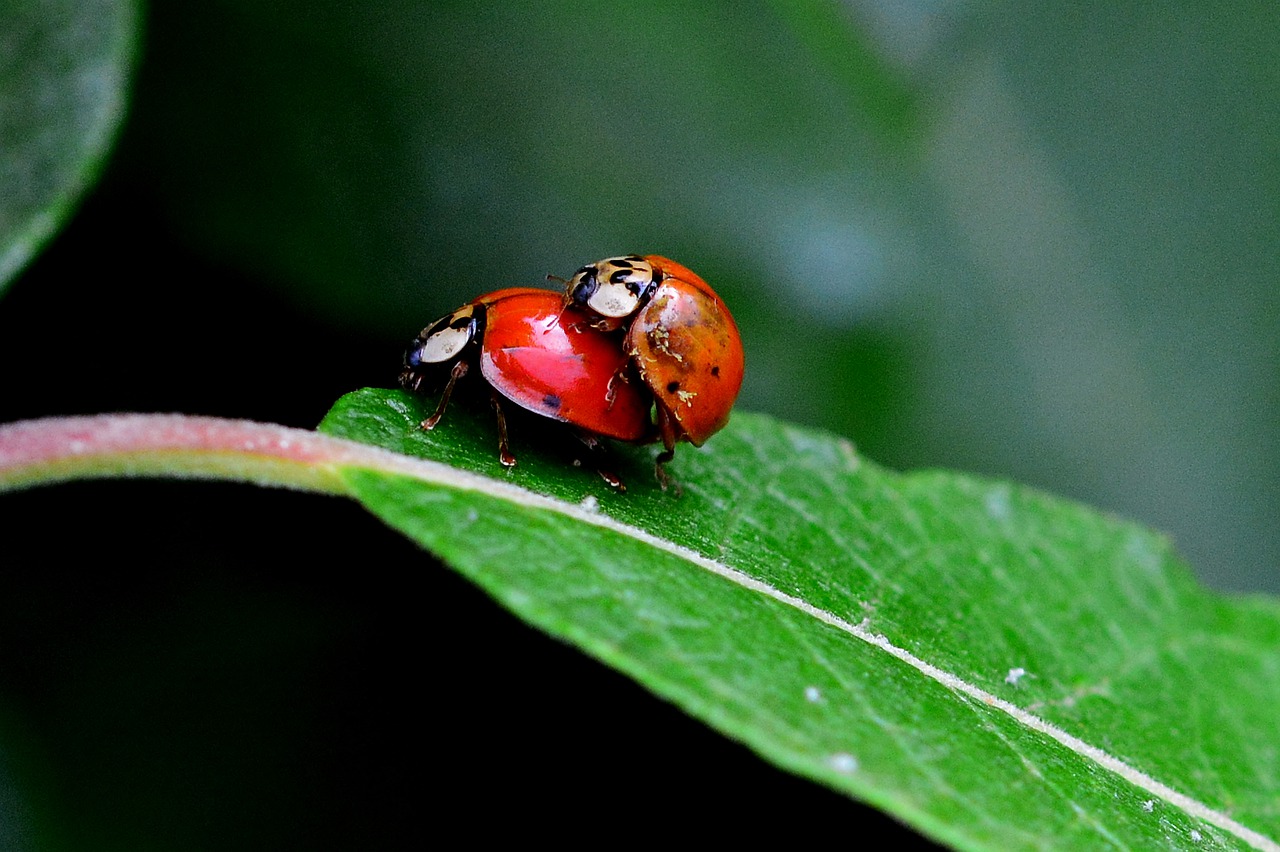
[350,452,1277,852]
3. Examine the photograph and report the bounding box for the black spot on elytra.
[666,381,680,393]
[710,365,720,377]
[543,393,562,411]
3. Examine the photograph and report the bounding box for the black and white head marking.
[404,305,480,369]
[566,255,661,319]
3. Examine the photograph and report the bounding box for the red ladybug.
[563,255,744,488]
[399,287,653,486]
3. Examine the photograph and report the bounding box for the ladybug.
[563,254,744,489]
[399,287,653,487]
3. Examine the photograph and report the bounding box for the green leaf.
[0,0,137,290]
[320,388,1280,850]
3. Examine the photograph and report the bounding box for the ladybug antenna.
[553,299,572,330]
[547,274,574,331]
[552,281,579,329]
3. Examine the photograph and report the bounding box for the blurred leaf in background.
[0,0,135,289]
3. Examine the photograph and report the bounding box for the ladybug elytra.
[399,287,652,487]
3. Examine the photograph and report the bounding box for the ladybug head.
[398,305,480,390]
[565,255,660,319]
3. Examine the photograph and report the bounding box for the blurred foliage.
[0,0,135,289]
[114,0,1280,591]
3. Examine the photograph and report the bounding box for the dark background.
[4,1,1279,848]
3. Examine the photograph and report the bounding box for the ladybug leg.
[421,360,469,430]
[604,367,632,410]
[489,390,518,468]
[653,407,682,496]
[596,468,626,491]
[573,431,626,492]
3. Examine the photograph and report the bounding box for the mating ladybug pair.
[398,255,745,491]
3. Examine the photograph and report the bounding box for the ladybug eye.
[567,268,599,307]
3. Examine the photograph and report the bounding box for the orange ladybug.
[399,287,653,486]
[563,255,744,489]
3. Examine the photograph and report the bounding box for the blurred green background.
[3,0,1278,847]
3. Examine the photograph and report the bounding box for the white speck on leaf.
[466,509,479,522]
[1124,530,1163,573]
[1005,667,1028,686]
[1142,800,1155,813]
[829,753,858,774]
[579,494,600,512]
[1190,830,1202,842]
[804,686,822,703]
[985,485,1011,519]
[837,438,859,472]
